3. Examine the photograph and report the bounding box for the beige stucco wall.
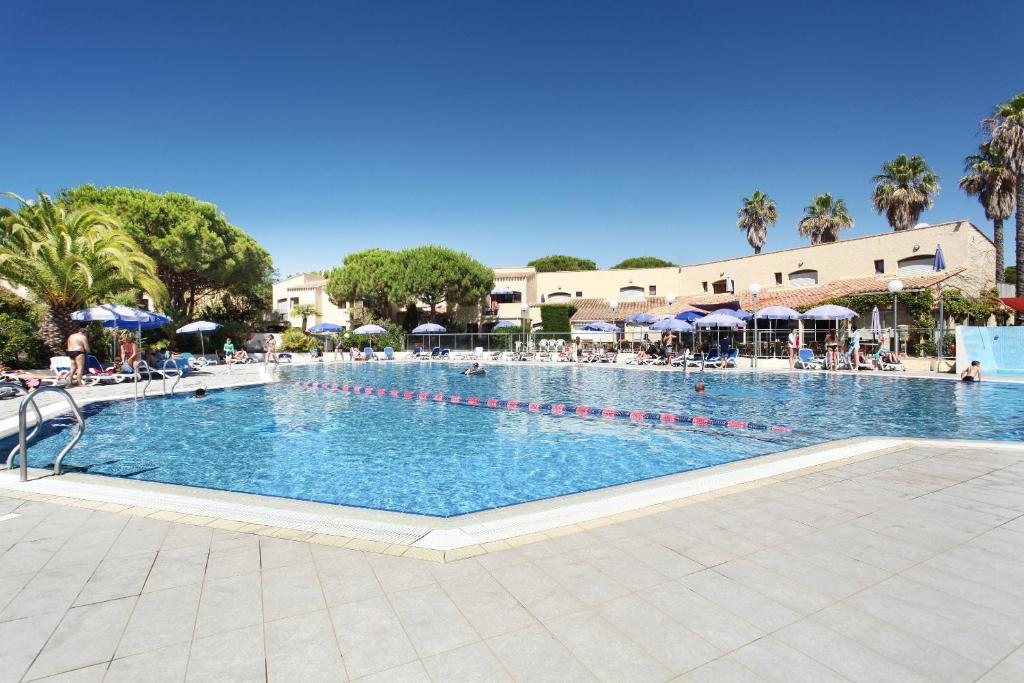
[271,273,353,329]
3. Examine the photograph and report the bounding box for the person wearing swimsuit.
[961,360,982,383]
[66,327,90,386]
[120,333,140,373]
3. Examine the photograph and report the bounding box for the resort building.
[273,220,998,331]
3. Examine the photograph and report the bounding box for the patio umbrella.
[411,323,446,334]
[711,308,752,320]
[754,306,800,320]
[492,320,518,329]
[650,318,693,332]
[308,322,344,334]
[870,306,882,338]
[583,321,621,332]
[933,244,946,271]
[72,305,171,359]
[674,310,705,322]
[624,313,657,324]
[176,320,221,357]
[694,313,747,328]
[352,324,387,335]
[800,305,857,320]
[490,287,513,295]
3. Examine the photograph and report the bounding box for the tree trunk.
[754,246,761,255]
[994,217,1004,283]
[39,305,77,358]
[1017,176,1024,298]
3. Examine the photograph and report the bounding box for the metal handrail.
[3,382,42,469]
[11,386,85,482]
[133,360,153,399]
[160,358,182,395]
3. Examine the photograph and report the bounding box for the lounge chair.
[363,347,375,361]
[795,348,824,370]
[383,347,395,360]
[877,352,906,372]
[722,348,739,368]
[686,349,720,368]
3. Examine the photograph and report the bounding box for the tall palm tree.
[959,142,1016,283]
[0,192,166,354]
[736,190,778,254]
[985,93,1024,297]
[797,194,854,244]
[871,154,940,231]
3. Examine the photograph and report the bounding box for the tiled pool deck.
[2,443,1023,682]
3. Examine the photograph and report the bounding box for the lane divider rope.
[294,380,792,433]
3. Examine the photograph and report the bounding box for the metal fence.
[405,327,960,360]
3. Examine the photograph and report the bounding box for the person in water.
[193,387,207,398]
[695,380,707,393]
[463,362,486,375]
[961,360,982,382]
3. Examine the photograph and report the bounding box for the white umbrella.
[176,321,221,357]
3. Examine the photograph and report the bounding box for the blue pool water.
[4,364,1023,516]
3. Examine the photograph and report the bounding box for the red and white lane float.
[295,380,792,433]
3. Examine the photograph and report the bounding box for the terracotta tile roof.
[568,296,667,322]
[648,270,964,316]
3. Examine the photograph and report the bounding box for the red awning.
[998,297,1024,314]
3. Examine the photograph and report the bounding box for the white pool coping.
[4,436,1022,555]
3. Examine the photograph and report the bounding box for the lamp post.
[520,302,529,352]
[888,279,904,356]
[748,283,762,367]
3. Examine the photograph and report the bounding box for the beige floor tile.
[487,624,596,682]
[388,583,478,658]
[266,609,346,682]
[26,596,136,680]
[117,582,202,658]
[195,571,263,638]
[330,596,418,679]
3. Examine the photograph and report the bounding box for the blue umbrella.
[492,320,518,329]
[801,305,857,320]
[72,304,170,330]
[583,321,621,332]
[754,306,801,320]
[933,244,946,271]
[674,310,705,322]
[650,318,693,332]
[711,308,752,320]
[308,322,344,334]
[695,313,747,328]
[352,324,387,335]
[411,323,446,334]
[176,320,221,357]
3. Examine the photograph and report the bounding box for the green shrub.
[539,304,575,339]
[0,313,47,368]
[281,327,318,352]
[490,326,525,350]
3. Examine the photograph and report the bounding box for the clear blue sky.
[2,1,1020,276]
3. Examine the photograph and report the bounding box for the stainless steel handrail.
[3,382,42,469]
[160,358,182,395]
[134,360,153,399]
[12,386,85,481]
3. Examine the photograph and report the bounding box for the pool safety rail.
[2,383,86,482]
[295,380,792,433]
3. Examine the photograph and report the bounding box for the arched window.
[547,292,571,303]
[897,255,934,275]
[788,270,818,286]
[618,286,645,300]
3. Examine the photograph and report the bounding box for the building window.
[774,272,782,285]
[340,302,347,309]
[492,291,523,304]
[648,285,657,295]
[619,286,645,301]
[575,291,583,297]
[289,297,299,308]
[711,279,734,294]
[547,292,571,303]
[788,269,818,286]
[702,281,708,292]
[874,259,885,274]
[897,255,934,275]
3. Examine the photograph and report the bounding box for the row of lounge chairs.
[794,348,906,371]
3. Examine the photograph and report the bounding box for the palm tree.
[959,142,1016,283]
[291,303,319,331]
[797,194,854,244]
[871,154,940,231]
[0,192,166,354]
[736,190,778,254]
[985,93,1024,297]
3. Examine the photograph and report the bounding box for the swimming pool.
[5,364,1023,516]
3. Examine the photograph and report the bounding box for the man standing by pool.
[66,327,90,387]
[849,325,862,370]
[787,328,799,369]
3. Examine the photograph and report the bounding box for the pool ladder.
[2,383,85,482]
[130,359,181,400]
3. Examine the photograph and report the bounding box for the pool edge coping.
[3,435,1020,562]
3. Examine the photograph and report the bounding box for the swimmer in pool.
[193,387,207,398]
[463,362,487,376]
[695,380,707,393]
[961,360,982,383]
